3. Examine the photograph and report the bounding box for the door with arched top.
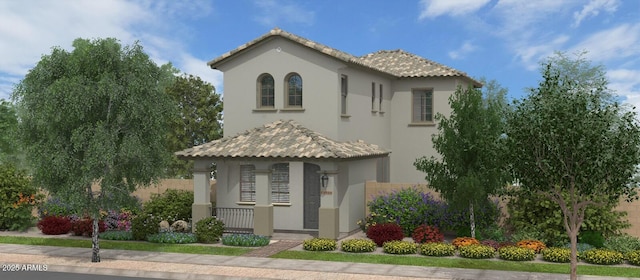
[303,163,320,229]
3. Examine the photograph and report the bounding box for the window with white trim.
[412,89,433,123]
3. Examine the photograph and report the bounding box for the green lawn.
[0,236,250,256]
[1,236,639,278]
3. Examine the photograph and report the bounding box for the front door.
[303,163,320,229]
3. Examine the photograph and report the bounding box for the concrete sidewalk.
[0,243,638,280]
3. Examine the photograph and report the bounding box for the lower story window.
[240,165,256,202]
[239,163,290,203]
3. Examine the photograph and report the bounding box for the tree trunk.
[91,217,100,262]
[569,227,578,280]
[469,202,476,238]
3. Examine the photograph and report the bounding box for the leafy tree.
[505,52,640,280]
[0,100,23,167]
[165,74,222,178]
[13,38,175,262]
[414,81,510,238]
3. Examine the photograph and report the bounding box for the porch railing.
[212,207,254,234]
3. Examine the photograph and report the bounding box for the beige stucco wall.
[130,179,216,204]
[364,181,640,238]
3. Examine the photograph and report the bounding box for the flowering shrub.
[411,225,444,244]
[580,249,623,265]
[38,196,75,218]
[147,232,197,244]
[0,163,41,231]
[420,242,456,257]
[516,239,546,253]
[452,237,479,248]
[222,234,270,247]
[303,238,336,251]
[459,244,496,259]
[131,213,164,241]
[99,230,133,241]
[37,216,72,235]
[143,189,193,224]
[625,250,640,266]
[357,212,395,233]
[498,246,535,261]
[341,239,376,253]
[383,240,418,254]
[603,235,640,254]
[104,209,134,231]
[194,217,224,243]
[541,247,571,263]
[70,218,106,237]
[366,223,404,246]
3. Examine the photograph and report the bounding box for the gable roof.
[175,120,390,160]
[208,28,481,86]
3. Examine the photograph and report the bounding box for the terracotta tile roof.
[357,50,471,78]
[175,120,390,160]
[208,28,480,86]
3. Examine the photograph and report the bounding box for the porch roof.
[175,120,390,160]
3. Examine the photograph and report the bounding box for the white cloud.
[180,55,224,94]
[0,0,216,101]
[570,23,640,62]
[572,0,619,28]
[608,69,640,112]
[418,0,491,20]
[253,0,315,26]
[515,35,570,70]
[448,41,478,59]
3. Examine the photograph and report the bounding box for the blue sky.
[1,0,639,110]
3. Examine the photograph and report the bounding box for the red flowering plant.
[366,223,404,246]
[411,224,444,244]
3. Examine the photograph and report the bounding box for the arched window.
[285,73,302,107]
[257,74,274,108]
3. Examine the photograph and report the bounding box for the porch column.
[254,163,273,236]
[192,159,212,228]
[319,170,339,239]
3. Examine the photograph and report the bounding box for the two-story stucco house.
[176,28,480,239]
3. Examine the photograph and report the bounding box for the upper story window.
[285,73,303,107]
[341,75,348,115]
[371,82,376,111]
[379,84,384,112]
[257,74,275,108]
[412,89,433,123]
[240,165,256,202]
[271,163,290,203]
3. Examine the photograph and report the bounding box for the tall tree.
[165,74,223,178]
[0,100,24,168]
[505,52,640,280]
[414,81,509,238]
[13,38,175,262]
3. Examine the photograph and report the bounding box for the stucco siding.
[218,38,345,139]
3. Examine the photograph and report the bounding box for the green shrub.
[142,189,193,224]
[420,242,456,257]
[0,163,40,231]
[498,246,535,261]
[625,250,640,266]
[194,217,224,243]
[147,232,197,244]
[541,247,571,263]
[458,244,496,259]
[411,225,444,244]
[357,212,395,233]
[38,196,76,218]
[222,234,270,247]
[131,213,163,241]
[99,230,133,241]
[340,239,376,253]
[603,235,640,254]
[382,240,418,254]
[579,230,604,248]
[580,249,624,265]
[303,238,336,251]
[564,242,594,254]
[506,189,629,247]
